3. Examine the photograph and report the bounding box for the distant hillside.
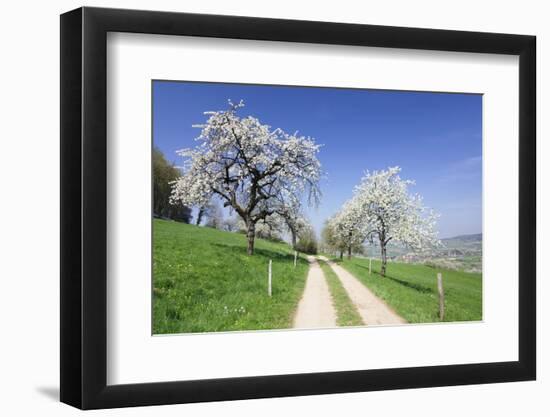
[359,233,482,273]
[441,233,482,243]
[441,233,482,252]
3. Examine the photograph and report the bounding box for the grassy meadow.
[153,219,308,334]
[335,257,482,323]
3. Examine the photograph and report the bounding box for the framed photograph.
[60,6,536,409]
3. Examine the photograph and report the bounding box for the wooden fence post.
[268,260,272,297]
[437,272,445,321]
[294,251,297,268]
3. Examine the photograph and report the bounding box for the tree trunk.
[380,241,387,277]
[339,250,343,260]
[246,221,256,255]
[196,206,205,225]
[291,230,297,249]
[347,231,353,259]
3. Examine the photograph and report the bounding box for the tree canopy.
[329,167,439,275]
[170,100,322,254]
[153,147,192,223]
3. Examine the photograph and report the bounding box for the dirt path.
[319,256,406,326]
[293,256,337,329]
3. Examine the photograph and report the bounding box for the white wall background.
[0,0,545,415]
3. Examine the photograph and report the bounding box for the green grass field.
[336,257,482,323]
[153,219,308,334]
[318,260,363,327]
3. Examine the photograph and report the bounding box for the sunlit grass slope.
[337,257,482,323]
[153,219,308,334]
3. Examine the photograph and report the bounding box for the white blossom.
[327,197,367,257]
[170,100,322,254]
[330,166,440,275]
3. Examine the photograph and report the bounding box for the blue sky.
[153,81,482,239]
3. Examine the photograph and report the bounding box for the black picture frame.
[60,6,536,410]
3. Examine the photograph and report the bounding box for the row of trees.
[153,147,192,223]
[240,211,318,253]
[169,100,321,255]
[165,101,437,264]
[197,207,318,253]
[322,167,439,276]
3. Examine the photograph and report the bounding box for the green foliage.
[320,221,364,258]
[318,260,363,327]
[153,219,309,334]
[153,147,191,222]
[321,221,346,256]
[337,257,482,323]
[295,228,318,254]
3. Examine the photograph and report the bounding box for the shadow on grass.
[353,263,374,273]
[211,243,293,261]
[385,275,433,294]
[353,263,434,294]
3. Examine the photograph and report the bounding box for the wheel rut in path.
[319,256,406,326]
[293,256,337,329]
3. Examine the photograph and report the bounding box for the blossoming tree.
[236,212,286,241]
[170,100,322,255]
[274,199,311,249]
[321,218,348,260]
[329,198,368,259]
[354,166,440,276]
